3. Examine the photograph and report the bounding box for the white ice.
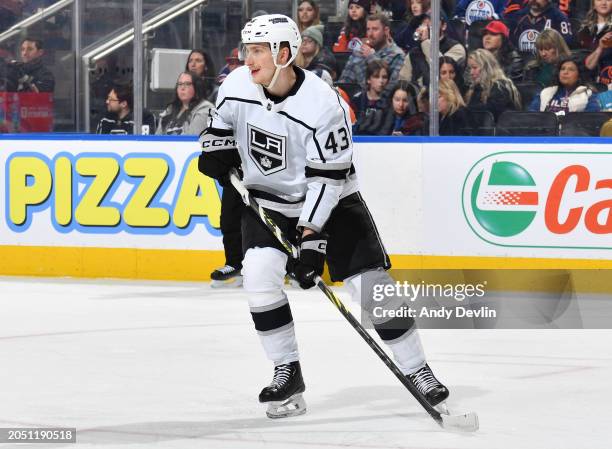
[1,277,610,449]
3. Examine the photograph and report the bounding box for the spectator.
[394,0,431,53]
[296,0,322,34]
[439,78,470,135]
[339,13,405,98]
[404,85,430,135]
[185,48,215,100]
[351,59,390,121]
[522,28,571,86]
[597,83,612,109]
[96,84,156,135]
[580,0,612,85]
[506,1,576,18]
[506,0,573,55]
[156,72,213,136]
[216,48,244,85]
[465,48,522,119]
[481,20,524,81]
[528,56,600,112]
[9,37,54,93]
[399,10,466,87]
[355,80,419,134]
[0,1,24,32]
[333,0,369,53]
[453,0,506,26]
[295,25,337,75]
[440,55,467,94]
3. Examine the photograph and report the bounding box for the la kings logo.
[247,123,287,175]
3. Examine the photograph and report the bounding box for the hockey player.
[198,14,449,419]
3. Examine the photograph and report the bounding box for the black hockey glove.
[293,232,327,290]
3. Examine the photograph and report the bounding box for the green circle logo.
[470,161,538,237]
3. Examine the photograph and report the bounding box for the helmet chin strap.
[264,51,292,91]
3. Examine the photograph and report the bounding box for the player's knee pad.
[346,268,415,341]
[243,247,287,298]
[243,247,292,334]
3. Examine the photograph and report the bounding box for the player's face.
[187,52,206,77]
[559,61,579,88]
[594,0,612,17]
[348,4,366,21]
[244,44,278,85]
[176,73,195,104]
[468,58,481,83]
[482,32,503,51]
[538,46,558,63]
[366,20,388,49]
[392,89,409,115]
[367,69,389,94]
[298,1,316,24]
[21,40,43,63]
[439,62,456,81]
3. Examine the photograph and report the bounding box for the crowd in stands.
[3,0,612,136]
[291,0,612,136]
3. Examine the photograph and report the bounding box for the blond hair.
[466,49,521,109]
[439,79,465,116]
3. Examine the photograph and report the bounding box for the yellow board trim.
[1,247,611,294]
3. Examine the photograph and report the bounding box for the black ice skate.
[408,363,450,409]
[259,361,307,418]
[210,265,243,288]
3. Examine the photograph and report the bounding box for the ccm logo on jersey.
[248,123,287,175]
[201,137,236,149]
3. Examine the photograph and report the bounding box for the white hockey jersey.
[200,65,358,232]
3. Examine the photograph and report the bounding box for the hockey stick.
[228,169,478,432]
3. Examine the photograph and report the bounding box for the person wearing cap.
[338,12,405,98]
[333,0,370,53]
[398,10,466,88]
[482,20,523,82]
[296,25,337,76]
[506,0,573,55]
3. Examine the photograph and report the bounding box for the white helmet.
[241,14,301,88]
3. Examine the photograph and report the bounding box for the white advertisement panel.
[354,138,612,260]
[0,137,223,250]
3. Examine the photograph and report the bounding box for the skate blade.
[439,411,479,432]
[265,394,307,419]
[434,401,449,415]
[211,276,243,289]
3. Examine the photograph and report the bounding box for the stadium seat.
[463,109,496,136]
[559,112,612,136]
[323,21,344,48]
[334,52,353,76]
[448,18,467,46]
[496,111,559,136]
[515,82,542,111]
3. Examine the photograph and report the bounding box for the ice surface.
[0,277,610,448]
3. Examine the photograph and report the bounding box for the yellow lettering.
[173,157,221,228]
[75,157,120,226]
[54,157,72,226]
[124,158,170,227]
[9,156,52,225]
